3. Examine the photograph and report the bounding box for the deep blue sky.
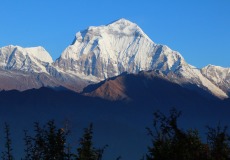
[0,0,229,68]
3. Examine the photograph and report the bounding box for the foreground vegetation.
[2,122,107,160]
[145,108,230,160]
[1,108,230,160]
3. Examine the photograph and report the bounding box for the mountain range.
[0,18,230,159]
[0,18,229,100]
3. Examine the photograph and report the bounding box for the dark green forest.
[1,109,230,160]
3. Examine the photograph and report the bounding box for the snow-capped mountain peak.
[0,45,53,63]
[24,46,53,63]
[201,65,230,94]
[106,18,152,41]
[56,18,182,79]
[201,64,230,83]
[0,45,52,73]
[108,18,135,26]
[55,19,228,99]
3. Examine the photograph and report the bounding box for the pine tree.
[23,130,33,160]
[44,120,68,159]
[2,123,14,160]
[32,122,45,160]
[24,120,70,160]
[77,123,95,160]
[77,123,106,160]
[44,120,59,159]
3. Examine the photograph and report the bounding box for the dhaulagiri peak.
[71,18,153,45]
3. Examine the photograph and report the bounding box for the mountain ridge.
[0,18,229,99]
[82,70,221,101]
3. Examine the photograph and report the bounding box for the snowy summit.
[56,18,184,80]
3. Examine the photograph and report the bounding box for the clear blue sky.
[0,0,229,68]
